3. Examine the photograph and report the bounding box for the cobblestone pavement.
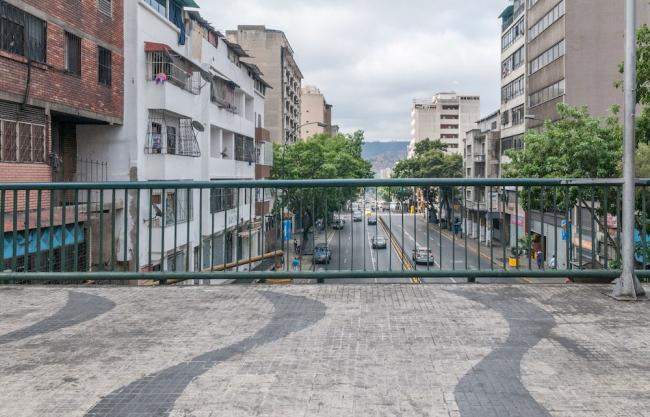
[0,284,649,417]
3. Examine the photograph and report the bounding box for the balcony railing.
[146,51,201,95]
[0,178,648,283]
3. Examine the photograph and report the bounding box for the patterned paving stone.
[0,284,648,417]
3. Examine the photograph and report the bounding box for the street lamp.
[280,122,327,179]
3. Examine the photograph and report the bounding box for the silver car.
[412,247,435,265]
[371,236,387,249]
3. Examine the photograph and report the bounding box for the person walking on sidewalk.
[536,250,544,269]
[292,256,300,271]
[293,239,298,253]
[548,255,557,270]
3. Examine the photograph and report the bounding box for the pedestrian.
[548,255,557,270]
[536,249,544,269]
[296,242,301,254]
[293,239,298,253]
[292,256,300,271]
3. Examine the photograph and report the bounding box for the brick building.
[0,0,123,271]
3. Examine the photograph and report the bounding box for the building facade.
[463,111,502,244]
[300,85,336,138]
[77,1,271,277]
[408,93,480,157]
[0,0,124,271]
[226,26,303,145]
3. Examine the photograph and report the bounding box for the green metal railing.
[1,178,649,283]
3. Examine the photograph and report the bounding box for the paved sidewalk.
[1,284,649,417]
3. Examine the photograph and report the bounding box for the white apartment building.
[409,92,480,157]
[499,0,526,160]
[78,1,271,277]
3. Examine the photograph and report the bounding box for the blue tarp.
[3,225,85,258]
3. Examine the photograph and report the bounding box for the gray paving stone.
[0,284,649,416]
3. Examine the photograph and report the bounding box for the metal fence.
[1,178,649,283]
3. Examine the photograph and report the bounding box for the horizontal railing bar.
[1,269,643,281]
[0,178,644,191]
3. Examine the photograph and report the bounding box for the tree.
[391,139,463,223]
[271,131,373,239]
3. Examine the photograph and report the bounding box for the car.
[371,236,387,249]
[412,247,435,265]
[313,244,332,264]
[331,218,345,230]
[367,216,377,225]
[353,211,363,222]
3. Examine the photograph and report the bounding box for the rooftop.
[1,284,649,416]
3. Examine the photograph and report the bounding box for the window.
[144,0,166,16]
[97,46,112,86]
[210,187,237,213]
[512,105,525,125]
[98,0,112,16]
[440,124,458,130]
[0,1,47,62]
[501,110,510,126]
[528,0,565,41]
[145,110,200,157]
[529,39,565,75]
[211,77,237,111]
[441,134,458,139]
[440,114,459,120]
[529,79,565,108]
[501,134,523,154]
[0,120,45,163]
[501,76,524,103]
[442,105,459,110]
[151,189,192,226]
[501,18,524,51]
[65,31,81,76]
[234,135,255,162]
[501,46,525,78]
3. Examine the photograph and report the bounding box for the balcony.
[474,154,486,163]
[145,48,202,96]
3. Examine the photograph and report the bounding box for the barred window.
[65,31,82,76]
[98,0,112,17]
[0,1,47,62]
[234,134,255,163]
[98,46,112,86]
[210,187,237,213]
[0,120,46,163]
[151,189,192,226]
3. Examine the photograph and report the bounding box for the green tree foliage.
[390,139,463,221]
[271,131,373,234]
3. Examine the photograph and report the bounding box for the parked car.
[353,211,363,222]
[371,236,387,249]
[313,244,332,264]
[367,216,377,225]
[332,218,345,230]
[412,247,435,265]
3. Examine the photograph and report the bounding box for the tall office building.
[226,26,303,145]
[408,92,480,157]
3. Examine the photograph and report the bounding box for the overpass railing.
[1,178,648,283]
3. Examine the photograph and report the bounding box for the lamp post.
[613,0,646,299]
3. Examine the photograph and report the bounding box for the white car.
[412,247,435,265]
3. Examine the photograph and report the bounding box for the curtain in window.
[169,1,185,45]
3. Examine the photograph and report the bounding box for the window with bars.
[98,0,112,16]
[234,135,255,162]
[0,1,47,62]
[0,120,45,163]
[65,31,81,76]
[98,46,112,86]
[151,189,192,227]
[210,187,237,213]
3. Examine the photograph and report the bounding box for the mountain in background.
[362,141,409,175]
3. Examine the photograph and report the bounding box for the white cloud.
[199,0,506,140]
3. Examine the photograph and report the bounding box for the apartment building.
[408,93,480,157]
[499,0,526,158]
[300,85,336,138]
[525,0,650,130]
[0,0,124,271]
[79,1,271,276]
[226,26,303,145]
[463,111,502,244]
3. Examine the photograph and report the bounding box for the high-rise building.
[408,92,480,157]
[300,86,336,138]
[226,26,303,145]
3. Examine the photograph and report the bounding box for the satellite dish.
[192,121,205,132]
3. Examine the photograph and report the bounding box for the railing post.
[613,0,646,299]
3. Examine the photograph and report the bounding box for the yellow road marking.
[379,217,420,284]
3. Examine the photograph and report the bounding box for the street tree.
[271,131,373,240]
[390,139,463,223]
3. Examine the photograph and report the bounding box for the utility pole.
[613,0,646,300]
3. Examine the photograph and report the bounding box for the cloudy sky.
[201,0,506,141]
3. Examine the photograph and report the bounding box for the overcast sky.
[200,0,505,141]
